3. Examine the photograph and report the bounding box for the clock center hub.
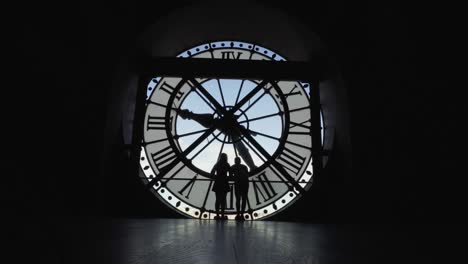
[213,106,249,144]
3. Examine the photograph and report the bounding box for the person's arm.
[242,165,249,179]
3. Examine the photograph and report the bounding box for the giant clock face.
[139,41,323,220]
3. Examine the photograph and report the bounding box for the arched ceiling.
[136,0,326,61]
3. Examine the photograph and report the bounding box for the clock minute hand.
[234,124,306,195]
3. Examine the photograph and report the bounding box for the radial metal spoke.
[193,89,218,113]
[189,78,227,116]
[247,129,280,141]
[239,84,275,114]
[190,130,223,160]
[234,80,246,106]
[216,79,226,107]
[230,80,269,113]
[183,126,217,156]
[239,112,281,124]
[176,128,209,139]
[239,137,267,163]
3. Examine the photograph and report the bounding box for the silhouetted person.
[211,153,231,220]
[179,109,257,171]
[230,157,249,220]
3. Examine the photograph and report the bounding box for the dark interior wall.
[9,0,459,222]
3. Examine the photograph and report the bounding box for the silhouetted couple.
[211,153,249,221]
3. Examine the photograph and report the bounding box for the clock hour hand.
[234,123,306,195]
[232,135,257,171]
[177,109,216,129]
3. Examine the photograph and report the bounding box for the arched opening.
[102,1,351,220]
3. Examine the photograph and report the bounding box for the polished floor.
[12,218,458,263]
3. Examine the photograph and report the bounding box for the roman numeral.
[147,116,165,130]
[289,106,309,114]
[226,183,235,210]
[284,84,302,98]
[178,175,198,198]
[160,81,183,100]
[290,120,310,130]
[151,145,177,171]
[252,172,277,205]
[147,101,167,108]
[289,121,311,135]
[277,146,306,175]
[202,180,213,209]
[221,51,243,59]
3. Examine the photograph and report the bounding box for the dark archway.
[101,1,351,220]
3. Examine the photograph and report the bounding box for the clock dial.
[139,41,322,220]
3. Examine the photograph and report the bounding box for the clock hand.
[188,78,228,117]
[177,106,262,171]
[217,134,228,157]
[177,109,217,129]
[234,123,306,195]
[232,136,257,171]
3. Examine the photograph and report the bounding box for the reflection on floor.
[12,218,454,263]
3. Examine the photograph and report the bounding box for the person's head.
[234,157,241,165]
[219,153,228,163]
